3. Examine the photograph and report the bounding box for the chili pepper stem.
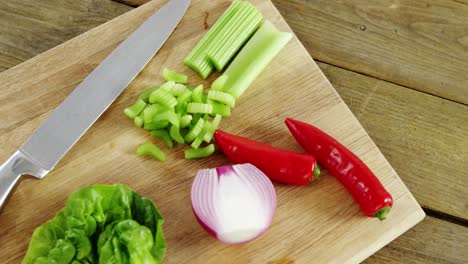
[313,163,321,180]
[374,206,391,221]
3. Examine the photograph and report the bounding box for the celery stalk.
[206,5,263,71]
[202,3,255,65]
[222,20,292,98]
[184,0,243,79]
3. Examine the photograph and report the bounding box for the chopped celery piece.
[153,111,179,127]
[163,68,188,84]
[185,144,215,159]
[169,125,185,144]
[180,115,192,128]
[223,20,293,98]
[171,83,187,96]
[134,111,145,128]
[191,136,204,149]
[191,85,204,103]
[187,103,213,114]
[160,81,176,91]
[191,113,203,125]
[151,130,173,148]
[177,90,192,104]
[137,142,166,162]
[175,90,192,113]
[203,114,222,142]
[138,86,158,102]
[208,99,231,117]
[143,104,167,123]
[123,99,147,119]
[144,120,169,131]
[207,90,236,107]
[206,3,263,71]
[134,116,144,128]
[202,92,208,103]
[184,0,243,79]
[149,89,177,108]
[192,121,210,149]
[211,74,228,91]
[184,118,204,143]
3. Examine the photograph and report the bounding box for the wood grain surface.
[365,217,468,264]
[0,0,131,72]
[270,0,468,105]
[115,0,468,104]
[0,0,424,263]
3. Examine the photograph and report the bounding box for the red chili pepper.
[214,129,319,185]
[285,118,393,220]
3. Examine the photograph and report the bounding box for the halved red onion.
[191,163,277,244]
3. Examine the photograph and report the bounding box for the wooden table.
[0,0,466,263]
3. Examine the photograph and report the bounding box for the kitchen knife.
[0,0,191,210]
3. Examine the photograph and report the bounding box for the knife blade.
[0,0,191,210]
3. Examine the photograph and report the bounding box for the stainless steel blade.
[20,0,190,171]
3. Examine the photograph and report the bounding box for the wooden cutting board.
[0,0,425,263]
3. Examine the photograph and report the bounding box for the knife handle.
[0,151,48,211]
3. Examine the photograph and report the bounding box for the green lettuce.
[22,184,165,264]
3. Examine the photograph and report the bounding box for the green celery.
[149,89,177,108]
[169,125,185,144]
[175,90,192,113]
[137,142,166,161]
[184,144,215,159]
[180,115,192,128]
[211,74,228,91]
[124,99,147,120]
[186,103,213,114]
[151,130,174,148]
[191,136,204,149]
[208,100,231,117]
[191,122,211,149]
[203,114,222,142]
[191,85,204,103]
[170,83,187,96]
[207,90,235,107]
[221,20,292,98]
[184,118,204,142]
[134,116,144,128]
[143,104,167,124]
[163,68,188,84]
[153,111,179,127]
[206,3,263,71]
[144,121,169,131]
[138,86,159,102]
[160,81,176,91]
[191,113,203,125]
[184,0,242,79]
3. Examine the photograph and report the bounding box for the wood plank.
[317,61,468,220]
[0,0,131,72]
[112,0,468,104]
[0,0,424,263]
[270,0,468,105]
[366,217,468,264]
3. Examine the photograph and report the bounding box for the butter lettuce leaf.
[22,184,165,264]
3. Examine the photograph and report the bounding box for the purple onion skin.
[192,164,276,245]
[191,206,217,238]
